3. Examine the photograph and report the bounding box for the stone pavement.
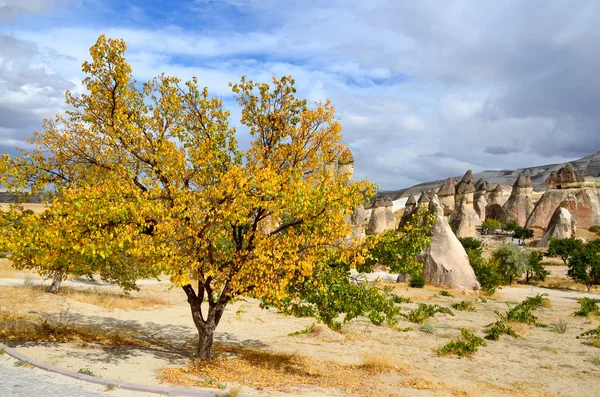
[0,354,159,397]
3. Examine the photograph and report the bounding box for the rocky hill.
[378,151,600,201]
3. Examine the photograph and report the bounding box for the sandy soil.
[1,272,599,397]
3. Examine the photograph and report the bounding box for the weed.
[395,326,412,332]
[0,347,4,355]
[439,290,454,297]
[401,304,454,324]
[288,323,315,337]
[485,321,518,341]
[573,297,599,317]
[451,301,476,312]
[105,385,117,392]
[13,360,32,368]
[359,352,397,373]
[78,368,97,377]
[577,326,600,339]
[235,305,246,319]
[438,329,487,357]
[217,385,243,397]
[497,294,548,327]
[391,295,412,304]
[419,323,435,334]
[550,318,569,334]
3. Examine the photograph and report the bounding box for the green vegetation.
[577,326,600,339]
[499,294,548,327]
[525,252,550,283]
[451,301,476,312]
[547,238,583,264]
[409,275,425,288]
[401,304,454,324]
[439,290,454,297]
[482,218,501,233]
[492,244,530,285]
[391,295,412,304]
[419,323,435,334]
[485,321,519,341]
[567,245,600,292]
[458,237,502,294]
[438,329,487,357]
[78,368,97,377]
[288,323,316,337]
[550,318,569,334]
[502,219,519,232]
[513,226,534,245]
[573,297,599,317]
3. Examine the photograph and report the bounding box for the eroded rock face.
[474,179,488,221]
[526,188,600,230]
[502,174,533,226]
[351,204,368,241]
[367,197,396,234]
[417,195,480,291]
[399,195,417,227]
[450,197,480,237]
[438,178,456,216]
[455,170,475,207]
[546,163,584,188]
[537,207,573,247]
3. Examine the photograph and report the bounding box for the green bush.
[485,320,518,341]
[458,238,502,294]
[547,238,583,264]
[482,218,501,232]
[409,276,425,288]
[401,304,454,324]
[439,290,454,297]
[573,297,599,317]
[492,244,529,285]
[451,301,476,312]
[500,294,548,327]
[589,225,600,234]
[438,329,487,357]
[567,245,600,292]
[458,237,482,250]
[391,295,412,304]
[525,252,550,282]
[502,219,519,232]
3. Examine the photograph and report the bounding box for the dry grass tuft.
[159,345,401,397]
[358,352,397,373]
[540,298,552,309]
[0,308,151,347]
[507,322,530,335]
[590,338,600,348]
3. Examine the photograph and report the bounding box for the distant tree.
[502,219,520,232]
[525,251,549,283]
[567,246,600,292]
[492,244,529,285]
[513,227,534,245]
[482,218,501,234]
[458,237,482,251]
[547,238,583,265]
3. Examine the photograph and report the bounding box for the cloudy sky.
[1,0,599,190]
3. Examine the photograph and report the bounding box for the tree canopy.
[0,35,381,360]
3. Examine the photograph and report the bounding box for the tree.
[546,238,583,264]
[457,237,482,251]
[524,251,549,283]
[481,218,501,234]
[0,35,377,360]
[513,227,534,245]
[492,244,529,285]
[502,219,519,232]
[458,237,501,293]
[567,246,600,292]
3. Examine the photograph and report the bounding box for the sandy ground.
[1,270,599,397]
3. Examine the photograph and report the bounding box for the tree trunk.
[47,271,64,294]
[196,323,215,361]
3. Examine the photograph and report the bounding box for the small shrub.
[573,297,599,317]
[482,218,501,233]
[458,237,482,250]
[401,304,454,324]
[589,225,600,234]
[78,368,97,377]
[438,329,487,357]
[359,352,397,373]
[476,296,488,303]
[391,295,412,304]
[288,323,315,337]
[395,326,412,332]
[409,276,425,288]
[439,290,454,297]
[0,347,5,355]
[485,321,518,341]
[577,326,600,339]
[550,318,568,334]
[420,323,435,334]
[498,294,548,327]
[451,301,476,312]
[105,385,117,392]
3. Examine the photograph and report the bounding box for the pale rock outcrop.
[455,170,475,208]
[450,197,480,238]
[437,178,456,216]
[502,174,533,226]
[417,195,480,291]
[486,184,506,207]
[351,204,368,241]
[537,207,573,247]
[399,195,417,227]
[526,164,600,230]
[337,148,354,186]
[474,179,488,222]
[417,191,432,208]
[367,197,396,234]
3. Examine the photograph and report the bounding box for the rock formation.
[451,197,480,238]
[351,204,368,241]
[399,195,417,227]
[417,195,480,291]
[367,197,396,234]
[474,179,487,222]
[455,170,475,208]
[486,184,505,206]
[526,164,600,230]
[337,148,354,186]
[502,174,533,226]
[537,206,573,247]
[437,178,456,216]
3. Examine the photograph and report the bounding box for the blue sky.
[1,0,599,189]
